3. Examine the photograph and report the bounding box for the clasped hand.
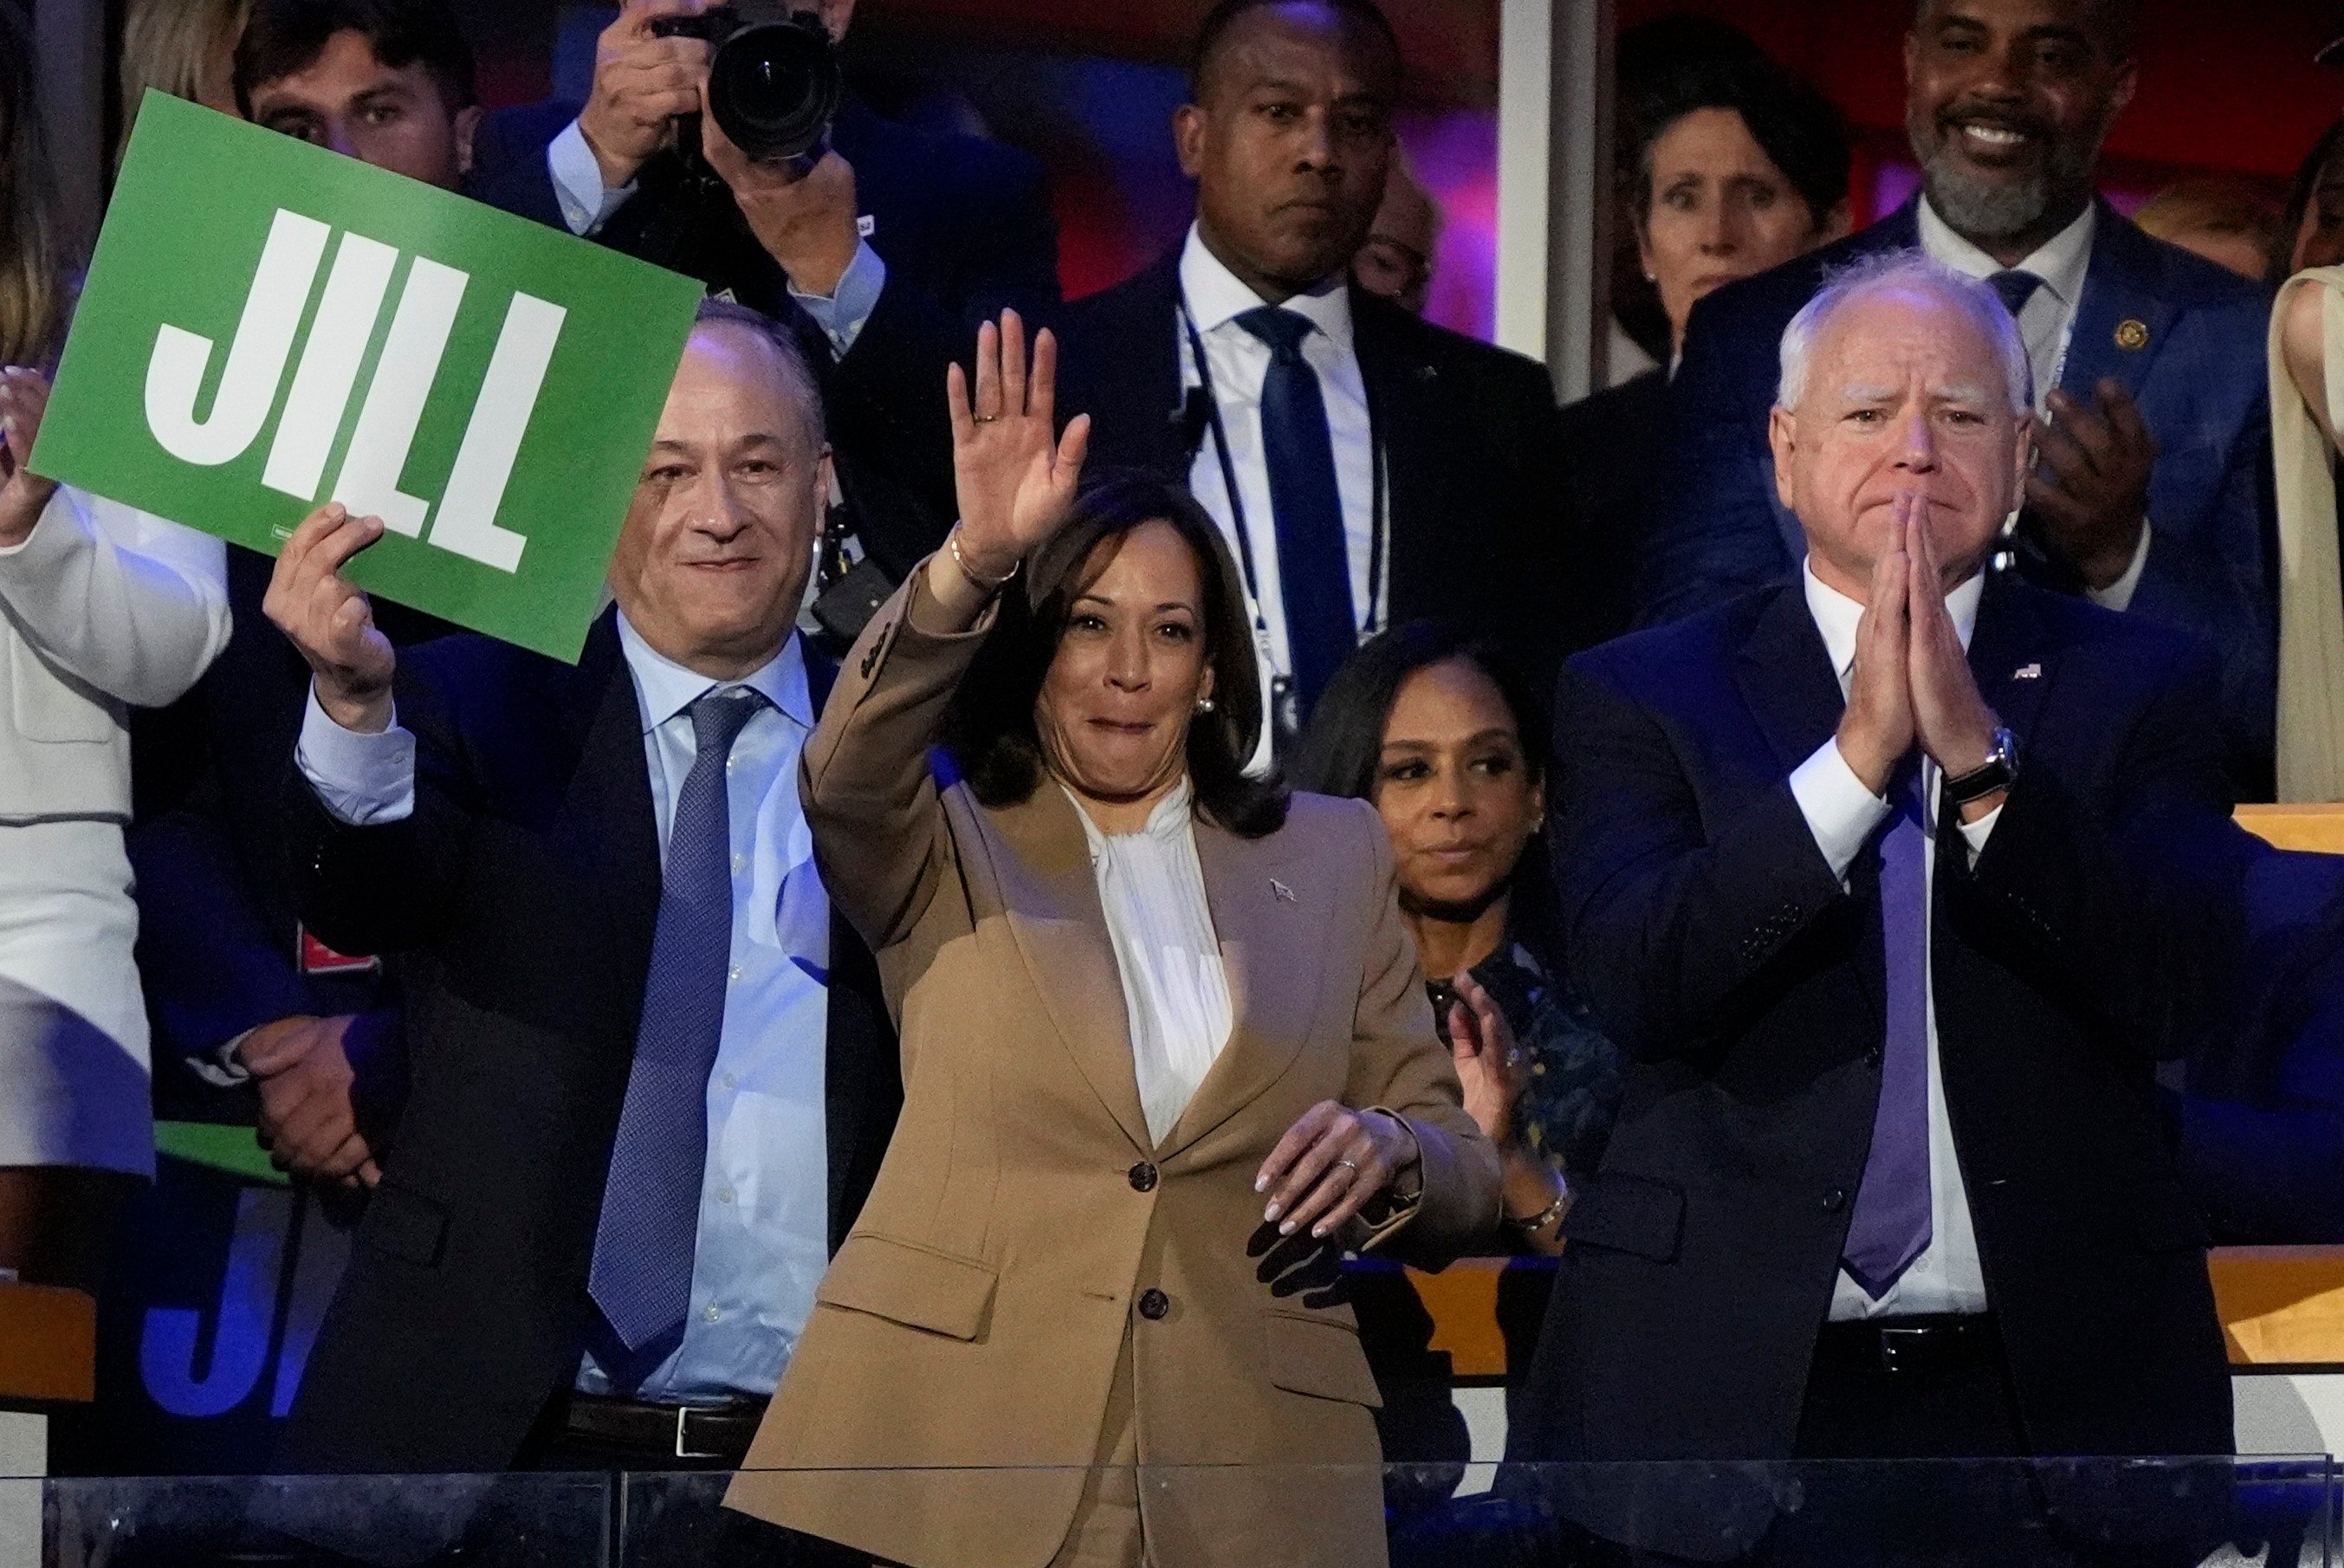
[1836,494,2004,817]
[1255,1102,1421,1243]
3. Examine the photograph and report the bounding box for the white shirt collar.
[614,611,814,736]
[1916,197,2095,309]
[1803,560,1986,683]
[1069,775,1195,852]
[1177,223,1355,355]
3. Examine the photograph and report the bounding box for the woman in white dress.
[0,4,230,1289]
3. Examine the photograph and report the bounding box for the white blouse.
[1070,780,1234,1148]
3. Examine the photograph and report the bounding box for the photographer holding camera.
[476,0,1060,642]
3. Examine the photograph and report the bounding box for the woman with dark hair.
[730,314,1499,1568]
[1295,623,1622,1255]
[0,0,230,1290]
[1561,52,1853,651]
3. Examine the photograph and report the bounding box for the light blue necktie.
[588,686,767,1363]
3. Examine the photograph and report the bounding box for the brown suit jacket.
[727,570,1501,1568]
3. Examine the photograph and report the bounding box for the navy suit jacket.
[470,95,1059,582]
[1512,575,2238,1474]
[1053,248,1577,681]
[1643,199,2277,796]
[273,613,901,1476]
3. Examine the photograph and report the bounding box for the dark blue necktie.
[1236,306,1356,717]
[1988,269,2043,320]
[1842,768,1933,1299]
[589,685,767,1361]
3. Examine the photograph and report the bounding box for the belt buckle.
[1877,1325,1931,1374]
[673,1405,726,1462]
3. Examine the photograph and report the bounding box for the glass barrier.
[34,1458,2339,1568]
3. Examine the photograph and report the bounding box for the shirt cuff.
[547,118,636,237]
[1789,739,1894,884]
[1955,800,2004,869]
[296,684,418,826]
[788,238,887,357]
[2085,522,2152,612]
[188,1033,256,1088]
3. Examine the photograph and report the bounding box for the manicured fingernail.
[1279,1220,1298,1236]
[1263,1202,1281,1222]
[1254,1174,1269,1193]
[1311,1224,1329,1239]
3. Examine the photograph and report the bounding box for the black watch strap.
[1944,727,2019,807]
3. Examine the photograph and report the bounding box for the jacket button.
[1823,1188,1849,1213]
[1127,1161,1159,1192]
[1137,1288,1170,1320]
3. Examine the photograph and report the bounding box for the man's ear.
[1173,103,1208,180]
[1768,404,1801,515]
[454,102,483,181]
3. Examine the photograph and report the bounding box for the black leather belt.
[562,1392,767,1463]
[1814,1313,1998,1376]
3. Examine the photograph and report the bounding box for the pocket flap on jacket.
[1559,1172,1686,1262]
[1262,1310,1382,1408]
[816,1232,999,1341]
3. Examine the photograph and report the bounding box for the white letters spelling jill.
[144,206,565,573]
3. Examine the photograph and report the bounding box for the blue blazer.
[1642,199,2278,796]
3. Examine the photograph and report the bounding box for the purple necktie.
[1842,768,1933,1299]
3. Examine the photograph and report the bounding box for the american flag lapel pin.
[1271,878,1298,904]
[2013,663,2043,681]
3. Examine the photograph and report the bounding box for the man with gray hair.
[1645,0,2276,802]
[1512,251,2238,1545]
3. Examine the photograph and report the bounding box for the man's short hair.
[690,297,827,452]
[1776,250,2032,414]
[233,0,477,118]
[1909,0,2140,60]
[1188,0,1402,101]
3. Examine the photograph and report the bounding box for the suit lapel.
[1351,291,1432,616]
[2058,203,2174,406]
[1732,585,1847,777]
[988,787,1155,1154]
[555,610,664,1020]
[1966,571,2059,753]
[1083,249,1188,478]
[1156,813,1328,1159]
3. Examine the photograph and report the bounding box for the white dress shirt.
[1916,198,2152,611]
[1784,565,1998,1320]
[1071,779,1234,1149]
[296,615,833,1403]
[546,119,888,357]
[1178,225,1382,763]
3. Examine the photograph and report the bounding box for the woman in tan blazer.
[728,316,1501,1567]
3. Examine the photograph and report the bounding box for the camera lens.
[707,19,842,164]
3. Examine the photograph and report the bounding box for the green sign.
[34,93,704,661]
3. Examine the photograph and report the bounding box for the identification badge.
[299,925,379,977]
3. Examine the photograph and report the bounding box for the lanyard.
[1175,293,1388,644]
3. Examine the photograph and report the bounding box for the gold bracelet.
[947,524,1018,592]
[1504,1181,1570,1236]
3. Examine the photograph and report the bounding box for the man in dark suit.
[1053,0,1567,754]
[257,302,899,1513]
[1642,0,2276,799]
[1514,256,2237,1561]
[469,0,1059,612]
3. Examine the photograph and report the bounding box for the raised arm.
[803,309,1091,947]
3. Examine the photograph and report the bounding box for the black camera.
[652,3,843,167]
